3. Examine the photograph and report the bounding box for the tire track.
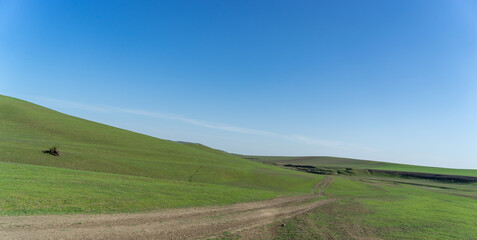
[0,178,335,240]
[313,176,333,195]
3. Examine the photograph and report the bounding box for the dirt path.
[313,176,333,195]
[0,177,334,240]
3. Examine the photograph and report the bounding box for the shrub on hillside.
[43,146,60,156]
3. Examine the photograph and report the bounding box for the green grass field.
[2,95,477,239]
[248,155,477,177]
[0,95,320,214]
[222,156,477,239]
[233,176,477,240]
[0,161,282,215]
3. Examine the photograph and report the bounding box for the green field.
[220,155,477,239]
[0,95,320,214]
[2,94,477,239]
[247,155,477,177]
[268,176,477,239]
[0,161,280,215]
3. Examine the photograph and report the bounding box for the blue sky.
[1,0,476,168]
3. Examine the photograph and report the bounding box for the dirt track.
[0,177,334,240]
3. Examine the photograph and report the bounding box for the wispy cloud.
[32,97,373,152]
[30,97,110,112]
[284,135,375,152]
[111,107,275,136]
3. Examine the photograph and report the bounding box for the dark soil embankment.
[283,164,315,169]
[368,169,477,183]
[282,164,477,183]
[283,164,335,175]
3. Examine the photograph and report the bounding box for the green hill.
[0,95,319,214]
[246,156,477,177]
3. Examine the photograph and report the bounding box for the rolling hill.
[1,95,476,240]
[0,95,320,214]
[245,155,477,177]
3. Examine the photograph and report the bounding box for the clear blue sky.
[1,0,476,168]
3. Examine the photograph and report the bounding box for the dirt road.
[0,177,334,240]
[313,176,333,195]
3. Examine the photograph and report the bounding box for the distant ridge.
[244,155,477,177]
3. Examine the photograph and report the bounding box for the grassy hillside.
[0,95,320,214]
[0,161,279,215]
[247,156,477,177]
[267,176,477,240]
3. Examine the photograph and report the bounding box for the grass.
[248,155,477,177]
[2,94,476,239]
[269,176,477,240]
[0,95,320,214]
[0,161,280,215]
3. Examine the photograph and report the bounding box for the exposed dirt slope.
[0,178,334,240]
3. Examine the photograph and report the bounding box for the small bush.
[43,146,60,156]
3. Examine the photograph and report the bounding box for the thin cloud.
[33,97,373,152]
[285,135,375,152]
[112,107,274,136]
[30,97,110,112]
